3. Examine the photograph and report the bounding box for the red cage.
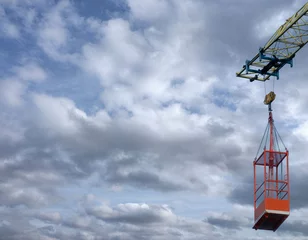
[252,109,290,231]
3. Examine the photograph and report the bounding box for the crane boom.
[236,2,308,82]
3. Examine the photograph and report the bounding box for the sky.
[1,0,308,239]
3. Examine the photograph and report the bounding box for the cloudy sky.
[1,0,308,239]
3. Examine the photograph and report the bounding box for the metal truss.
[236,3,308,82]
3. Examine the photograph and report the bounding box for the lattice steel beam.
[236,3,308,82]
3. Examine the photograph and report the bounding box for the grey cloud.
[155,0,299,80]
[104,168,186,192]
[287,173,308,210]
[35,212,62,225]
[60,217,93,233]
[17,93,245,192]
[21,200,221,240]
[278,220,308,236]
[85,203,174,225]
[0,181,56,208]
[227,181,253,206]
[205,216,242,230]
[0,139,24,159]
[0,210,49,240]
[207,119,235,138]
[88,208,163,225]
[0,225,17,240]
[0,94,253,204]
[227,166,308,210]
[78,203,220,240]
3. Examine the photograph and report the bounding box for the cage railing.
[255,179,289,207]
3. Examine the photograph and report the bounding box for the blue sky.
[1,0,308,239]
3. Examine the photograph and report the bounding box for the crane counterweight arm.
[236,2,308,82]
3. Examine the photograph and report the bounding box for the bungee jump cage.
[252,101,290,231]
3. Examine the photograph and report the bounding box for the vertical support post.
[276,165,278,199]
[254,160,256,211]
[264,149,267,198]
[268,103,274,198]
[286,151,290,201]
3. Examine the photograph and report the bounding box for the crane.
[235,2,308,232]
[236,2,308,82]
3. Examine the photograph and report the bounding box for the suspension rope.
[264,123,270,150]
[255,123,270,159]
[273,125,287,150]
[281,155,283,186]
[274,127,281,152]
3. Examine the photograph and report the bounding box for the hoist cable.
[264,81,267,96]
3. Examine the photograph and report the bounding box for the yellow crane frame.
[236,3,308,82]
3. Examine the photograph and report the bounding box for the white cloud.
[253,1,305,41]
[127,0,170,22]
[38,9,69,59]
[13,62,47,82]
[0,79,25,107]
[0,6,20,38]
[36,0,84,62]
[81,18,148,86]
[1,21,20,38]
[32,93,87,136]
[80,5,217,119]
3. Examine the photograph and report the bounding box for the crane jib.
[236,2,308,82]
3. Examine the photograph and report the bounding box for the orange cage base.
[253,199,290,231]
